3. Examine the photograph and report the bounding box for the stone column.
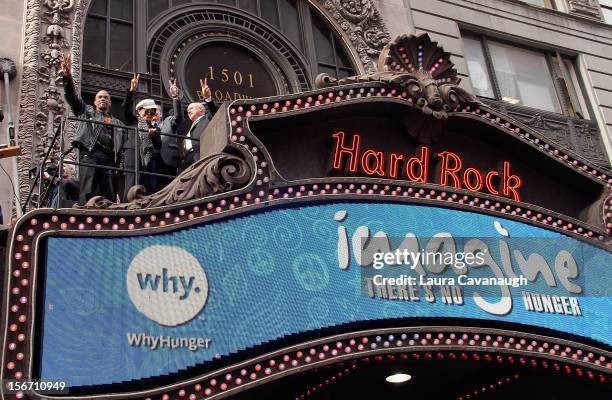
[16,0,80,214]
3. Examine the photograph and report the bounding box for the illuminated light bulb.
[386,373,412,383]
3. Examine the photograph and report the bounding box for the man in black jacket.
[156,79,184,189]
[61,54,125,204]
[180,78,219,171]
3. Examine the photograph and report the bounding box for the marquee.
[2,33,610,399]
[37,202,611,388]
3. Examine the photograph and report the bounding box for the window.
[488,41,560,113]
[462,36,494,98]
[83,0,356,107]
[311,9,353,78]
[521,0,545,6]
[83,0,134,71]
[142,0,356,80]
[518,0,559,8]
[601,0,612,24]
[463,34,584,116]
[148,0,194,22]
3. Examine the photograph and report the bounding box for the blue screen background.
[40,202,611,386]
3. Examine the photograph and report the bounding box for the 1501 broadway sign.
[39,203,611,387]
[184,43,278,102]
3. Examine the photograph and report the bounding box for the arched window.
[83,0,135,71]
[146,0,355,79]
[83,0,355,83]
[310,8,354,79]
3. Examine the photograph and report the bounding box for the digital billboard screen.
[39,202,611,387]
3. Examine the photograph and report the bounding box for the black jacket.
[181,99,219,160]
[121,91,162,168]
[63,76,125,163]
[158,96,184,168]
[120,91,162,151]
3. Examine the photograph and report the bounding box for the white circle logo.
[127,245,208,326]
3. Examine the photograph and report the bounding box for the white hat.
[135,99,157,111]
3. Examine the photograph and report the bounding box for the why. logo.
[127,245,208,326]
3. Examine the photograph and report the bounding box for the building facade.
[0,0,611,220]
[0,1,611,399]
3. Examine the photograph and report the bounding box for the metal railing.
[23,115,197,211]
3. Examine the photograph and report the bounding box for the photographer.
[49,164,79,208]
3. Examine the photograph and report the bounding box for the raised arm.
[200,78,219,116]
[169,79,184,127]
[121,90,138,126]
[121,73,140,126]
[61,54,86,116]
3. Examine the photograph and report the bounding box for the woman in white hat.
[120,73,162,200]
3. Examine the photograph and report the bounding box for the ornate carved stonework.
[573,119,610,168]
[316,33,479,119]
[17,0,44,207]
[315,0,391,74]
[17,0,78,212]
[485,98,611,170]
[37,1,74,156]
[567,0,603,20]
[512,113,573,151]
[81,153,252,210]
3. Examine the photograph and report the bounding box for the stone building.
[0,0,611,221]
[1,2,611,399]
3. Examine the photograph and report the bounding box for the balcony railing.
[23,116,195,211]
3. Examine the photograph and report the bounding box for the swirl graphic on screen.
[126,245,209,326]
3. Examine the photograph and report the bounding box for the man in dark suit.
[155,79,185,189]
[180,78,218,171]
[61,54,125,204]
